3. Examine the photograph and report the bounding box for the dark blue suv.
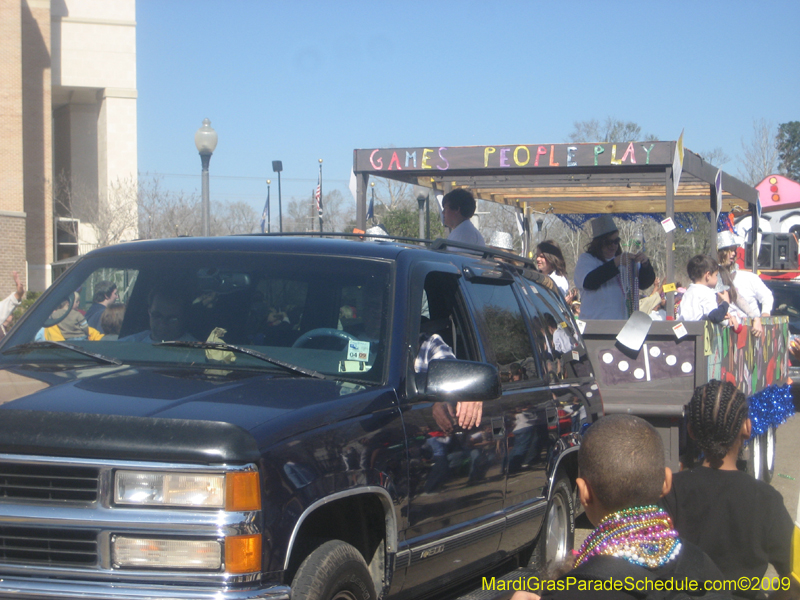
[0,236,601,600]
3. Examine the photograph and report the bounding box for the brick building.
[0,0,137,296]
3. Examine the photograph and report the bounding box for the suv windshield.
[1,251,392,383]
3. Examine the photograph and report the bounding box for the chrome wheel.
[747,434,763,481]
[763,426,776,483]
[545,490,570,565]
[529,474,574,572]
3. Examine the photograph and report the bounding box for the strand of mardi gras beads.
[574,505,681,570]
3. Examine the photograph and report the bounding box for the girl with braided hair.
[662,380,794,597]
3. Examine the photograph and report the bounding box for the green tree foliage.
[777,121,800,182]
[379,204,447,240]
[479,305,531,366]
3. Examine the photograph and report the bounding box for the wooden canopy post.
[356,172,368,231]
[665,166,675,318]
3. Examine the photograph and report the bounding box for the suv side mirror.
[424,359,501,402]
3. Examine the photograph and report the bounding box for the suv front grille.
[0,525,98,566]
[0,462,99,502]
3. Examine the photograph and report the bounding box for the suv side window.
[465,280,539,384]
[420,272,475,362]
[519,276,583,382]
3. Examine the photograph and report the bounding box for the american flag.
[260,186,270,234]
[315,174,323,216]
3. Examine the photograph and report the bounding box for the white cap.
[489,231,513,251]
[716,230,741,249]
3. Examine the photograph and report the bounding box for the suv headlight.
[111,534,261,573]
[115,470,260,510]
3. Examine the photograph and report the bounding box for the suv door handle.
[491,416,505,439]
[545,402,558,421]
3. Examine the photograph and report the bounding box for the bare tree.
[568,117,658,143]
[320,189,354,233]
[284,197,315,232]
[371,177,415,212]
[137,175,260,239]
[138,176,201,238]
[738,118,779,186]
[54,171,139,252]
[696,147,731,167]
[478,201,522,248]
[212,201,258,236]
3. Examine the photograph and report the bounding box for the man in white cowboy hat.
[717,230,773,317]
[573,215,655,320]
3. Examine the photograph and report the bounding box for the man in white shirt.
[717,231,773,316]
[442,189,485,246]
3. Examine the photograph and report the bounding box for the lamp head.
[194,118,218,155]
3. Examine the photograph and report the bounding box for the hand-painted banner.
[706,317,789,397]
[354,142,676,173]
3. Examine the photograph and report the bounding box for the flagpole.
[318,159,324,232]
[266,180,271,233]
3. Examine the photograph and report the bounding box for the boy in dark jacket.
[512,414,727,599]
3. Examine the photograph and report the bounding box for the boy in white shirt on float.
[678,255,735,325]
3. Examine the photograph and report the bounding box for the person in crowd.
[716,231,768,339]
[573,216,655,319]
[662,380,794,597]
[0,271,25,327]
[441,189,485,246]
[678,255,734,325]
[0,314,13,342]
[536,240,569,297]
[717,231,773,317]
[639,277,667,320]
[415,329,482,430]
[566,289,581,317]
[84,280,118,333]
[510,414,724,600]
[99,304,126,340]
[121,288,196,343]
[57,292,90,340]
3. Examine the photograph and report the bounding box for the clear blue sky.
[136,0,800,222]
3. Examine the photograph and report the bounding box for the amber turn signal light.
[225,534,261,574]
[225,471,261,512]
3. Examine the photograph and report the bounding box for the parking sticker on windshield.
[347,340,370,362]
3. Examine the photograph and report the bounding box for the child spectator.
[662,380,794,597]
[99,304,126,340]
[510,415,724,600]
[678,255,732,324]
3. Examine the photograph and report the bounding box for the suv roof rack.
[430,238,539,271]
[242,232,546,279]
[243,231,431,245]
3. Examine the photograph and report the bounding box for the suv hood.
[0,364,392,457]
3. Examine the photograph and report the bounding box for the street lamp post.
[317,158,323,233]
[272,161,283,233]
[194,118,218,237]
[417,193,427,240]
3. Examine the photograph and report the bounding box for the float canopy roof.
[353,142,757,215]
